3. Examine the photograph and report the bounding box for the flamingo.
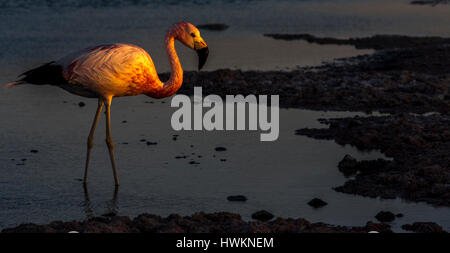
[5,21,209,186]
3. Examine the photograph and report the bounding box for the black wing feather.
[20,61,67,85]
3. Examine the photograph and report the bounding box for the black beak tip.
[196,47,209,71]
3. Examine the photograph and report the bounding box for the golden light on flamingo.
[5,21,209,186]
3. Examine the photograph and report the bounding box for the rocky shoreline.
[3,212,447,233]
[174,37,449,114]
[0,212,398,233]
[264,34,450,51]
[296,114,450,206]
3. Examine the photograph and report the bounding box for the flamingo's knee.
[87,136,94,149]
[105,137,114,149]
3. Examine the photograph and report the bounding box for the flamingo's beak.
[194,39,208,70]
[196,47,209,70]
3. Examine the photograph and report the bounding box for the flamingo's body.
[6,21,209,185]
[58,44,161,98]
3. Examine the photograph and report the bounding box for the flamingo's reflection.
[82,184,119,219]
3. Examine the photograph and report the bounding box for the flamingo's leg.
[104,96,120,186]
[84,99,104,184]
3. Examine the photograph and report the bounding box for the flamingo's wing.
[58,44,161,97]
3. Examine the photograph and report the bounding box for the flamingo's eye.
[190,33,196,37]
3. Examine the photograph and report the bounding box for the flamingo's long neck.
[156,28,183,98]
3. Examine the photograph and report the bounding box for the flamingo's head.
[172,21,209,70]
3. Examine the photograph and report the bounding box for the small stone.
[189,161,200,165]
[146,141,157,146]
[307,198,328,208]
[375,211,396,222]
[338,154,358,176]
[396,213,404,218]
[101,212,116,217]
[251,210,274,221]
[215,147,227,152]
[227,195,247,202]
[122,120,127,123]
[30,150,38,153]
[78,102,85,107]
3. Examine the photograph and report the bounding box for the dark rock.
[251,210,274,221]
[396,213,404,218]
[215,147,227,152]
[146,141,157,146]
[197,23,229,31]
[30,150,38,153]
[2,223,56,233]
[364,221,393,233]
[401,222,446,233]
[102,212,116,217]
[78,102,85,107]
[375,211,396,222]
[338,154,358,176]
[227,195,247,202]
[307,198,328,208]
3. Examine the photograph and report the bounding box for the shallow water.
[0,88,449,232]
